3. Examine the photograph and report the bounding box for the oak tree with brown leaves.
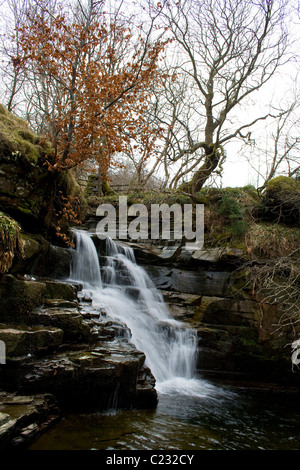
[18,0,168,176]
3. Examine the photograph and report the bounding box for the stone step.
[43,299,79,309]
[26,296,132,345]
[0,275,79,324]
[27,308,89,342]
[0,324,64,359]
[0,341,157,411]
[0,392,59,450]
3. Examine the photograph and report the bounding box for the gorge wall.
[0,105,299,449]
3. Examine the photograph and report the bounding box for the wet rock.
[144,265,230,297]
[43,299,79,309]
[29,244,72,279]
[0,324,64,358]
[0,412,16,449]
[43,280,77,302]
[0,275,78,323]
[135,366,158,409]
[0,340,157,411]
[0,274,47,321]
[0,270,158,416]
[0,392,60,449]
[27,306,88,342]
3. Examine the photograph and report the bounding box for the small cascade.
[70,230,102,289]
[69,229,211,396]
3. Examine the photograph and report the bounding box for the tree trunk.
[190,144,220,196]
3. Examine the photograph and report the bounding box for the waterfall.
[70,229,102,289]
[69,229,210,396]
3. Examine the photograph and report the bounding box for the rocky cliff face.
[129,240,300,389]
[0,104,86,243]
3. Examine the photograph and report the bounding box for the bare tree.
[0,0,32,111]
[121,65,188,188]
[241,97,300,191]
[148,0,291,198]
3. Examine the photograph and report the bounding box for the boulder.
[0,275,47,321]
[12,234,72,279]
[262,176,300,226]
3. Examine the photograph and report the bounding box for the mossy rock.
[0,212,24,273]
[43,281,77,302]
[225,268,253,299]
[0,104,53,164]
[0,105,87,240]
[11,233,72,279]
[193,296,221,322]
[19,234,40,260]
[0,162,55,233]
[262,176,300,226]
[266,176,300,193]
[0,275,47,321]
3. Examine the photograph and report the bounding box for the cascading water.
[70,229,102,289]
[69,229,219,397]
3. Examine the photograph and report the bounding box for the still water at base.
[29,384,300,450]
[29,230,300,451]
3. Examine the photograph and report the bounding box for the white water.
[70,230,102,288]
[69,229,225,398]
